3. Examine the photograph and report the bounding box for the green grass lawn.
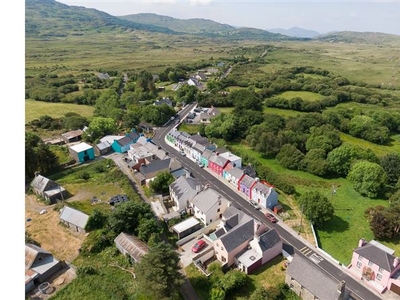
[177,123,201,134]
[228,143,397,265]
[263,106,306,117]
[25,99,94,123]
[278,91,325,102]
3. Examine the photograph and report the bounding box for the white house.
[251,181,279,210]
[169,176,201,213]
[190,187,230,225]
[219,152,242,169]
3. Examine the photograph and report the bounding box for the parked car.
[197,162,204,168]
[265,212,277,223]
[179,151,186,156]
[192,239,206,253]
[249,200,261,210]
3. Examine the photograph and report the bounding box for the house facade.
[69,142,95,163]
[348,238,400,294]
[238,175,257,199]
[112,130,141,153]
[251,181,279,209]
[208,153,230,177]
[224,166,245,190]
[200,149,213,168]
[169,176,200,213]
[30,174,67,203]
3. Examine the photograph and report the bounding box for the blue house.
[112,130,141,153]
[69,142,95,163]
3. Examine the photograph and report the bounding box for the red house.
[208,153,230,177]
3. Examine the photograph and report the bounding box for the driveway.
[178,237,212,268]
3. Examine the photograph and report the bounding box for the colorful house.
[238,175,257,199]
[219,151,242,169]
[251,181,278,209]
[166,128,181,146]
[348,238,400,295]
[69,142,95,163]
[112,130,141,153]
[200,149,213,168]
[208,153,230,177]
[224,166,245,190]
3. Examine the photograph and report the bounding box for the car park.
[192,239,206,253]
[265,212,277,223]
[249,200,261,210]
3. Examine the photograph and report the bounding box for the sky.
[55,0,400,35]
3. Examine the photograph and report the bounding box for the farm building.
[95,140,112,156]
[69,142,95,163]
[59,206,89,233]
[61,129,83,143]
[30,173,67,203]
[114,232,149,263]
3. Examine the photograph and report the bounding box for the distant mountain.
[314,31,400,45]
[268,27,320,38]
[25,0,178,37]
[119,13,297,41]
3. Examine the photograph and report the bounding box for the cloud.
[190,0,213,5]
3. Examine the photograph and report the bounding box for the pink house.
[208,153,230,177]
[348,238,400,295]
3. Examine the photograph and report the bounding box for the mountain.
[268,27,320,38]
[314,31,400,45]
[25,0,178,37]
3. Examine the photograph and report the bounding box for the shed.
[69,142,95,163]
[59,206,89,233]
[114,232,149,263]
[172,217,202,239]
[95,140,112,156]
[30,174,67,203]
[61,129,83,143]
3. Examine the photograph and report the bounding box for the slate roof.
[170,176,199,209]
[193,143,206,154]
[191,188,226,214]
[139,158,171,178]
[243,164,257,178]
[114,233,149,262]
[220,218,255,252]
[96,141,111,151]
[209,153,229,167]
[127,131,139,141]
[201,149,213,159]
[60,206,89,229]
[117,136,134,146]
[355,241,397,272]
[258,228,281,252]
[227,167,244,179]
[252,182,272,195]
[100,135,123,144]
[287,254,344,300]
[190,134,208,144]
[31,175,54,193]
[168,129,181,140]
[61,129,83,141]
[240,175,256,188]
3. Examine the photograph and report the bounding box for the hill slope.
[315,31,400,45]
[268,27,320,38]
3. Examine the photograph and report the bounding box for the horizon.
[55,0,400,36]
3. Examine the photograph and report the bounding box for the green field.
[25,99,94,123]
[263,106,306,117]
[278,91,325,102]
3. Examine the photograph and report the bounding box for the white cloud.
[190,0,213,5]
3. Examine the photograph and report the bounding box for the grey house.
[59,206,89,233]
[30,174,67,203]
[169,176,201,212]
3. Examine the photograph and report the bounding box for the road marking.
[300,247,313,256]
[310,253,324,264]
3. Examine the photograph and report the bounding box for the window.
[221,247,224,251]
[217,208,220,213]
[368,261,374,267]
[290,284,294,288]
[377,274,382,281]
[356,261,362,268]
[221,256,226,262]
[358,255,363,261]
[378,267,384,273]
[217,243,219,247]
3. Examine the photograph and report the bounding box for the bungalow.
[236,228,282,274]
[61,129,83,143]
[208,153,230,177]
[213,206,265,268]
[190,187,230,226]
[348,238,400,295]
[169,176,201,213]
[112,130,141,153]
[238,175,257,199]
[30,173,67,203]
[25,244,64,293]
[286,254,347,300]
[251,181,279,209]
[223,165,245,190]
[59,206,89,234]
[69,142,95,163]
[200,149,213,168]
[114,232,149,263]
[219,151,242,169]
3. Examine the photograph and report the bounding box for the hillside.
[268,27,320,38]
[315,31,400,45]
[25,0,178,37]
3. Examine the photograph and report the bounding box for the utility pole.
[299,205,303,234]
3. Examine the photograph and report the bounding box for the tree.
[380,153,400,186]
[276,144,305,170]
[302,148,330,176]
[85,209,108,231]
[299,191,334,227]
[347,161,387,198]
[137,218,161,243]
[83,117,117,143]
[149,171,175,195]
[94,90,122,121]
[135,242,184,299]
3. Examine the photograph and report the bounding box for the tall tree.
[276,144,305,170]
[135,242,184,299]
[83,117,117,143]
[347,161,387,198]
[380,153,400,186]
[149,171,175,195]
[299,191,334,227]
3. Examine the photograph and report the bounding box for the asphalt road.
[153,103,383,300]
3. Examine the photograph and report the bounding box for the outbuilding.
[69,142,95,163]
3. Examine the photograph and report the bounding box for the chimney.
[216,152,219,156]
[34,171,40,177]
[255,177,260,182]
[336,280,346,300]
[394,257,400,268]
[358,238,366,248]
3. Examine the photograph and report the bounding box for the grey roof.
[201,149,213,159]
[355,241,397,272]
[287,254,344,300]
[220,218,255,252]
[117,136,133,146]
[96,141,111,151]
[214,147,229,155]
[209,153,229,167]
[61,129,83,140]
[31,175,54,193]
[168,129,181,140]
[243,165,257,178]
[170,176,200,208]
[240,175,256,188]
[100,135,123,144]
[190,134,208,144]
[258,228,281,252]
[114,232,149,262]
[191,188,226,214]
[128,131,139,141]
[60,206,89,229]
[139,158,171,177]
[25,243,51,269]
[154,98,172,106]
[193,143,206,154]
[227,166,244,179]
[252,182,273,194]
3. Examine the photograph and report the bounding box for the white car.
[249,200,261,210]
[179,151,186,156]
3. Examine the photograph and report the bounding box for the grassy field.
[177,123,201,135]
[228,143,396,265]
[25,99,94,123]
[278,91,325,102]
[263,106,306,117]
